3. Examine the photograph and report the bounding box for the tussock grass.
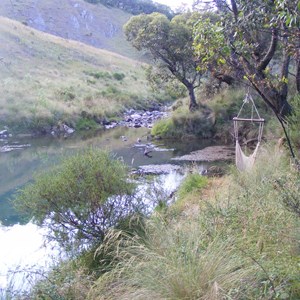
[0,17,153,132]
[90,147,300,299]
[90,222,257,300]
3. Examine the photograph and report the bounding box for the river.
[0,126,218,294]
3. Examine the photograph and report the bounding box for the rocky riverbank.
[104,108,168,130]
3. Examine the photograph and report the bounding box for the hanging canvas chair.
[233,93,264,172]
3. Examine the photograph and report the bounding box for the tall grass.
[90,222,257,300]
[90,147,300,299]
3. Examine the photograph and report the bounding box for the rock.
[105,122,117,129]
[135,164,182,175]
[63,124,75,134]
[204,166,226,177]
[0,144,31,153]
[0,129,9,138]
[51,123,75,136]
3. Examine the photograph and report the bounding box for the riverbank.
[88,147,300,300]
[9,144,300,299]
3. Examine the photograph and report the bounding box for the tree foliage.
[124,12,204,110]
[14,149,144,252]
[194,0,300,157]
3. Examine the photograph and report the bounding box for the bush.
[151,118,175,138]
[85,70,112,80]
[90,221,257,300]
[14,149,145,252]
[113,72,125,81]
[76,117,98,130]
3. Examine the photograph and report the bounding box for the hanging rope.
[233,92,264,172]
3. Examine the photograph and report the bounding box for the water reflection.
[0,127,216,226]
[0,222,61,293]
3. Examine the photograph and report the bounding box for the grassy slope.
[0,0,140,59]
[0,17,152,132]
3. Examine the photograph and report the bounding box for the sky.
[155,0,194,10]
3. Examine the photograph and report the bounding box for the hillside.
[0,0,140,59]
[0,16,153,133]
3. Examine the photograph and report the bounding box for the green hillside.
[0,17,152,132]
[0,0,141,59]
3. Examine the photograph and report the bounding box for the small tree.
[14,149,144,252]
[124,12,203,111]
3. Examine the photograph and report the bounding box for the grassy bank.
[11,145,299,299]
[0,17,155,133]
[91,148,299,299]
[151,87,272,143]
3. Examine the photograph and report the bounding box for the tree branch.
[257,27,278,71]
[230,0,239,22]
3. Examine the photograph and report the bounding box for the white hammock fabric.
[235,140,260,172]
[233,93,264,172]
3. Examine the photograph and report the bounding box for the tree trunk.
[187,85,198,111]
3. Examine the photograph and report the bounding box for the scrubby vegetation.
[11,145,300,299]
[14,149,145,252]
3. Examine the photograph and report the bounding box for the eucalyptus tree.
[194,0,300,157]
[124,12,203,110]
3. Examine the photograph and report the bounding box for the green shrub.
[57,87,76,101]
[91,221,257,300]
[151,118,175,138]
[76,117,99,130]
[101,85,119,97]
[13,149,144,252]
[113,72,125,81]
